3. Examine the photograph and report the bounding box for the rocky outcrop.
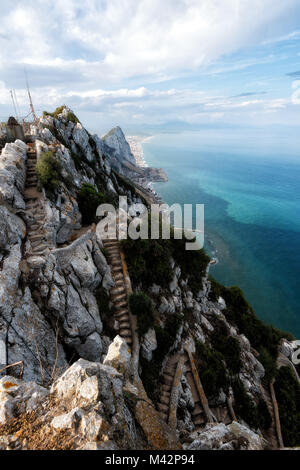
[0,359,143,450]
[184,422,267,450]
[102,126,136,166]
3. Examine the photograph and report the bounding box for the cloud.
[0,0,300,129]
[1,0,300,82]
[287,71,300,78]
[231,92,267,98]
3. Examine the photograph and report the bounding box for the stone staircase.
[102,237,133,347]
[158,349,212,429]
[24,143,48,257]
[157,353,180,421]
[183,350,207,428]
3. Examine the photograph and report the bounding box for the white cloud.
[1,0,299,81]
[0,0,299,129]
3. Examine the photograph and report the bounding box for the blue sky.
[0,0,300,134]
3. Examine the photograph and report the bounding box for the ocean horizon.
[142,127,300,338]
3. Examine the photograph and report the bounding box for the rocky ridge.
[0,107,298,450]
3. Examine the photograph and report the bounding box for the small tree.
[36,151,61,191]
[77,183,105,225]
[129,292,154,337]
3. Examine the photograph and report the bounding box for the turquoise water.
[142,128,300,337]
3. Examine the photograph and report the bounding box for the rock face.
[102,126,136,166]
[141,328,157,361]
[184,422,267,450]
[0,359,142,450]
[103,335,131,374]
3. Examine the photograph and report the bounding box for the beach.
[126,135,152,167]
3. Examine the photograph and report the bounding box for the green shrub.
[257,399,272,430]
[195,342,229,399]
[219,285,294,383]
[214,335,242,374]
[67,111,79,124]
[95,287,114,338]
[208,276,223,302]
[232,378,259,429]
[170,236,210,294]
[129,292,154,337]
[122,238,173,288]
[77,183,105,225]
[43,106,65,119]
[274,367,300,447]
[258,347,277,383]
[35,151,61,191]
[122,231,210,293]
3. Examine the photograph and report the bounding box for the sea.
[141,126,300,338]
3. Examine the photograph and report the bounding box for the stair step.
[112,265,123,273]
[103,240,119,246]
[111,259,122,267]
[113,292,127,301]
[163,376,173,386]
[31,239,45,248]
[115,300,127,310]
[119,321,131,329]
[119,328,131,337]
[32,245,48,253]
[120,334,132,343]
[111,286,126,296]
[31,249,47,255]
[27,224,39,231]
[115,314,129,323]
[113,273,124,282]
[193,416,205,426]
[157,403,169,413]
[115,307,129,317]
[192,404,204,416]
[28,231,43,238]
[164,369,175,378]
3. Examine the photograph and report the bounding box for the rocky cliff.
[0,107,299,451]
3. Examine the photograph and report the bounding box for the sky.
[1,0,300,135]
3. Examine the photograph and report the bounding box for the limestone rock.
[0,375,49,424]
[184,422,266,450]
[103,335,131,374]
[141,328,157,361]
[102,126,136,165]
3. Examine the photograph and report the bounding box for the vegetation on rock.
[129,292,154,337]
[274,366,300,447]
[36,151,61,191]
[77,183,105,225]
[209,277,294,383]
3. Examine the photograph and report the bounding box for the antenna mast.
[24,69,38,124]
[13,89,21,120]
[10,90,19,121]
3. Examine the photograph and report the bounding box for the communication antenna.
[10,90,19,121]
[13,89,21,120]
[24,69,38,124]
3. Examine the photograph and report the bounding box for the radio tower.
[10,90,19,121]
[24,69,38,124]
